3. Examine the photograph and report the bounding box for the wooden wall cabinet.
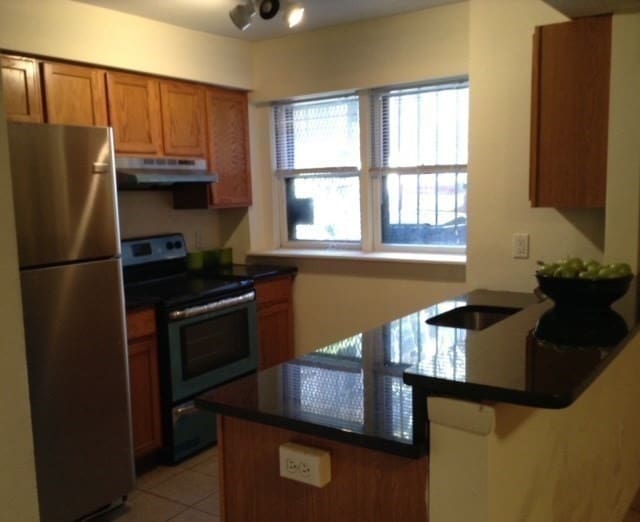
[42,62,108,126]
[106,71,164,155]
[126,307,163,459]
[206,87,252,207]
[255,275,295,370]
[530,15,611,208]
[1,54,43,123]
[160,80,206,157]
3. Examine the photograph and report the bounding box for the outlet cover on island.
[279,442,331,487]
[512,233,529,259]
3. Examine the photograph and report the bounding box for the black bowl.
[535,273,632,307]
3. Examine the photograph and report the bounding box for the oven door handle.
[172,401,198,426]
[168,290,255,321]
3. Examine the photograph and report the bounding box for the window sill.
[247,248,466,266]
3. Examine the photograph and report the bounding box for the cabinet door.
[42,62,108,126]
[255,276,294,369]
[206,88,252,207]
[1,55,43,123]
[106,71,163,155]
[126,308,162,459]
[128,336,163,458]
[160,80,206,157]
[530,15,611,208]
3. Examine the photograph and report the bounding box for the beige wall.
[0,0,252,89]
[426,5,640,522]
[253,0,639,354]
[0,79,40,520]
[428,327,640,522]
[0,0,255,252]
[248,2,471,353]
[466,0,607,292]
[605,13,640,270]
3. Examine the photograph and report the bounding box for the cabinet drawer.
[255,276,292,310]
[126,308,156,340]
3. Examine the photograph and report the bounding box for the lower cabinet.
[126,307,163,459]
[255,275,295,370]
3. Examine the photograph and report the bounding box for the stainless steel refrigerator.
[7,122,134,521]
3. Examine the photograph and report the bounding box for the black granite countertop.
[196,284,638,458]
[123,264,296,310]
[403,287,637,408]
[205,263,297,281]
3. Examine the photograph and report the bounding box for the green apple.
[609,262,632,277]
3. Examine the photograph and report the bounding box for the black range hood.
[116,157,218,188]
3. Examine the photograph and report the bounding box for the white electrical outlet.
[512,233,529,259]
[279,442,331,488]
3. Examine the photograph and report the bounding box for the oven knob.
[174,240,182,249]
[166,241,174,250]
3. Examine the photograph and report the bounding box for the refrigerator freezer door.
[8,122,120,268]
[20,258,134,521]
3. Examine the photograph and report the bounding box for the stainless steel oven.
[122,234,258,463]
[164,291,258,461]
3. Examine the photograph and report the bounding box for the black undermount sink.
[426,305,522,331]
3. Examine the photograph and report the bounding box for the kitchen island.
[197,285,640,522]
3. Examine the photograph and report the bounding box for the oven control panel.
[122,234,187,267]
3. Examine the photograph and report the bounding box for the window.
[371,81,469,249]
[272,79,469,253]
[273,96,361,244]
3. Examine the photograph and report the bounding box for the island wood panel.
[218,415,428,522]
[530,15,611,208]
[159,80,206,157]
[106,71,163,155]
[255,275,294,369]
[1,54,43,123]
[205,87,252,207]
[126,308,162,459]
[42,62,108,126]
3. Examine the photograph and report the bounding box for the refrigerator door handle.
[93,162,110,173]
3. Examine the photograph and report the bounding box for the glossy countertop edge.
[195,393,427,459]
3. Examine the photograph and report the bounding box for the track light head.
[258,0,280,20]
[229,2,255,31]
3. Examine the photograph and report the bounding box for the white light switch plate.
[512,233,529,259]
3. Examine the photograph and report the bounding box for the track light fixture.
[229,0,304,31]
[229,1,255,31]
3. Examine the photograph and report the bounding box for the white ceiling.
[74,0,463,41]
[542,0,640,17]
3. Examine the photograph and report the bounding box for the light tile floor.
[93,447,640,522]
[95,447,220,522]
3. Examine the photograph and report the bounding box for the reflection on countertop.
[197,283,638,457]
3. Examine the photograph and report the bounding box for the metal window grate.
[371,81,469,247]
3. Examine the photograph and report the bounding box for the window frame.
[271,77,469,256]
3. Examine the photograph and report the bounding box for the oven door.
[166,290,258,403]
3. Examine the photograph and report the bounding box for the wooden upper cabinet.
[1,55,43,123]
[106,71,163,155]
[530,15,611,208]
[206,87,252,207]
[159,80,206,157]
[42,62,108,126]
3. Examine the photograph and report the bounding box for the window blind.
[370,81,469,175]
[273,95,360,177]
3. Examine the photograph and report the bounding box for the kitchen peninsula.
[197,284,640,522]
